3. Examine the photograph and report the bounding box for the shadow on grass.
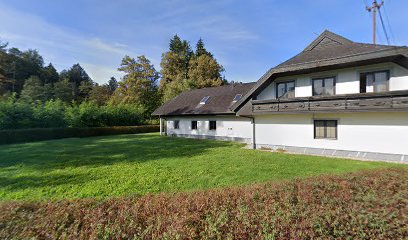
[0,172,97,191]
[0,134,236,170]
[0,134,239,195]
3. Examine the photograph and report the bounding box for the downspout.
[251,117,256,149]
[159,116,167,136]
[159,116,163,135]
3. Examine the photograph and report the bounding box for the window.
[191,121,198,130]
[174,120,179,129]
[313,77,335,96]
[360,71,389,93]
[276,81,295,99]
[200,96,210,104]
[209,121,216,130]
[232,94,242,102]
[314,120,337,139]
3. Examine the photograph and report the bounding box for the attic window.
[199,96,210,104]
[232,94,242,102]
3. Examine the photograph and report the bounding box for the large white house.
[153,30,408,163]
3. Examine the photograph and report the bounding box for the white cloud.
[0,1,260,84]
[0,2,135,83]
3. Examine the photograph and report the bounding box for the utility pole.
[366,0,384,45]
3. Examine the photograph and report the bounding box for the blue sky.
[1,0,407,84]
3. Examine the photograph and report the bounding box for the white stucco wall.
[255,112,408,155]
[166,116,253,141]
[256,62,408,100]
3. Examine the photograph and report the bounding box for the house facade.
[154,30,408,163]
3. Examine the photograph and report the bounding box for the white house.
[154,30,408,163]
[153,83,255,143]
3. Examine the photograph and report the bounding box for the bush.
[65,101,104,127]
[0,96,153,129]
[32,99,67,128]
[102,103,145,127]
[0,168,406,239]
[0,125,159,144]
[0,95,35,129]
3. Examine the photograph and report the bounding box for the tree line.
[0,35,226,124]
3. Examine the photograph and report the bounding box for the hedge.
[0,168,406,239]
[0,125,159,145]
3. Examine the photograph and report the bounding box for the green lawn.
[0,133,399,201]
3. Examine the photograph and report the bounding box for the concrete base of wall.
[169,133,251,144]
[255,144,407,164]
[167,134,406,163]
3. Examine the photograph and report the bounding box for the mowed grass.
[0,133,399,201]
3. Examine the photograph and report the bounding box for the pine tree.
[0,40,8,53]
[169,35,184,53]
[160,35,194,102]
[42,63,59,84]
[195,38,212,57]
[61,63,92,101]
[108,77,118,94]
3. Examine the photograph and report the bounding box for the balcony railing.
[252,90,408,114]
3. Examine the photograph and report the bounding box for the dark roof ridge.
[353,41,406,48]
[276,45,404,69]
[179,82,255,93]
[303,30,353,52]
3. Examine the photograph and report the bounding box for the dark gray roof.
[231,30,408,113]
[153,82,256,116]
[276,30,398,69]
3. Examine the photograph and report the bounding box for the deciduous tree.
[20,75,46,102]
[112,55,160,116]
[53,79,73,103]
[188,54,225,89]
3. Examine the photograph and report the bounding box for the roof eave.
[230,47,408,113]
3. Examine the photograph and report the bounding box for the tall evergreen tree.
[160,36,225,102]
[195,38,212,57]
[61,63,92,101]
[0,40,8,53]
[42,63,59,84]
[108,77,118,94]
[169,35,184,53]
[160,35,194,102]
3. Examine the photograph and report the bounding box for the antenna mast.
[366,0,384,44]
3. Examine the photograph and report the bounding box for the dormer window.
[232,94,242,102]
[276,81,295,99]
[199,96,210,104]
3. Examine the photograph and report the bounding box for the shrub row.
[0,168,406,239]
[0,96,149,129]
[0,125,159,144]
